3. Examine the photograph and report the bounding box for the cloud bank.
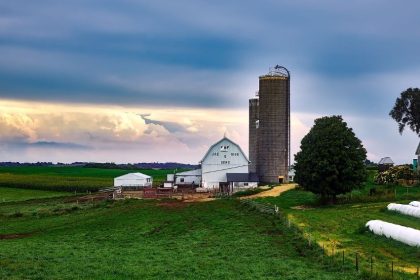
[0,1,419,163]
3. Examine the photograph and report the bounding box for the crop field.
[258,188,420,277]
[0,188,362,280]
[0,166,177,192]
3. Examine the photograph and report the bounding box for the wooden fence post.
[370,256,373,275]
[391,261,393,279]
[342,251,344,267]
[356,253,359,272]
[416,266,419,280]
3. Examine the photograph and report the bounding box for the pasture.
[0,166,177,192]
[0,187,361,280]
[258,188,420,276]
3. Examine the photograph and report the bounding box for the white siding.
[114,178,152,187]
[201,138,249,189]
[175,175,201,185]
[174,169,201,185]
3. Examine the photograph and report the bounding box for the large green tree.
[294,116,367,203]
[389,88,420,136]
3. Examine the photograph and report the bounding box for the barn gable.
[200,137,250,164]
[200,137,251,189]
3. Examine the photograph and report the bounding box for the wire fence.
[239,199,420,280]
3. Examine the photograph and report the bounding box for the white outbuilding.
[114,173,152,188]
[174,169,202,185]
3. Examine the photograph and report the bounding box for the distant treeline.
[84,162,199,170]
[0,161,199,170]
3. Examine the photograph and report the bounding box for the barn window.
[180,178,184,183]
[244,183,249,186]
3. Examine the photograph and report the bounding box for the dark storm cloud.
[139,114,187,133]
[0,0,419,112]
[6,141,91,150]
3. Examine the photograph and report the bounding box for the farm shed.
[288,168,295,182]
[378,157,394,171]
[114,173,152,188]
[174,169,201,186]
[224,173,259,193]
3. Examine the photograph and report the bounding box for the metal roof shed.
[114,173,152,188]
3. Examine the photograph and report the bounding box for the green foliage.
[389,88,420,136]
[375,165,418,185]
[294,116,367,202]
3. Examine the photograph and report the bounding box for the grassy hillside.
[0,194,361,280]
[0,166,177,192]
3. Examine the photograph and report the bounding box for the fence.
[239,199,420,280]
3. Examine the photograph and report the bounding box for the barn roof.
[226,173,259,182]
[378,157,394,165]
[115,172,151,180]
[176,169,202,176]
[200,136,250,163]
[416,142,420,155]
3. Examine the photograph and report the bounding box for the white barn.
[114,173,152,188]
[200,137,255,190]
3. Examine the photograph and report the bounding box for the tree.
[389,88,420,136]
[294,116,367,203]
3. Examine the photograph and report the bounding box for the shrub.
[375,165,418,185]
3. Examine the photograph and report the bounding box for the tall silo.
[250,65,290,183]
[249,98,259,173]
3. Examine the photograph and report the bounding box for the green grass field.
[0,187,70,203]
[0,166,177,192]
[258,188,420,276]
[0,189,363,280]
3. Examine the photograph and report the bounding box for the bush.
[375,165,418,185]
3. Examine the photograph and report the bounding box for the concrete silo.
[249,65,290,183]
[249,98,259,173]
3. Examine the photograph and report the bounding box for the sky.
[0,0,419,164]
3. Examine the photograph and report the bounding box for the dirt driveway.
[240,184,297,199]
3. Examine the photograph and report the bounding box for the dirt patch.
[0,233,32,240]
[240,184,297,199]
[157,201,187,209]
[184,197,216,203]
[291,205,315,210]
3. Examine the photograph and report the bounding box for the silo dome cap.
[268,65,290,77]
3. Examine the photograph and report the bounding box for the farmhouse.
[114,173,152,188]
